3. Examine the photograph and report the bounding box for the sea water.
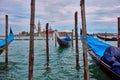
[0,39,115,80]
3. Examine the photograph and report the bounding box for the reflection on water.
[43,65,51,79]
[89,60,111,80]
[56,46,70,53]
[0,40,114,80]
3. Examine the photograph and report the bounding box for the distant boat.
[57,34,71,47]
[96,35,117,41]
[0,28,14,55]
[80,31,120,80]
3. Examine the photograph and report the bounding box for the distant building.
[37,20,41,36]
[58,32,72,37]
[34,20,72,37]
[15,20,72,38]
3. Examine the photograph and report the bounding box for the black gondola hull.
[88,50,120,80]
[0,48,4,55]
[57,37,71,47]
[0,28,14,55]
[96,35,117,41]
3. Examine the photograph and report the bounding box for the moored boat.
[88,48,120,80]
[57,34,71,47]
[96,35,117,41]
[80,34,120,80]
[0,28,14,55]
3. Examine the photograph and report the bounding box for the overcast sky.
[0,0,120,35]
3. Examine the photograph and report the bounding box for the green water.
[0,40,114,80]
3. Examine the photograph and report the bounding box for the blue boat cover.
[80,35,120,74]
[0,30,14,48]
[80,35,110,58]
[63,34,71,41]
[101,46,120,74]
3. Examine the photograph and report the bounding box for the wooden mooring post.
[46,23,49,66]
[55,30,57,47]
[29,0,35,80]
[118,17,120,47]
[105,32,107,41]
[5,15,8,64]
[80,0,89,80]
[74,11,80,70]
[72,29,74,48]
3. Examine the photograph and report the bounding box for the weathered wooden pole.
[74,11,80,70]
[5,15,8,64]
[80,0,89,80]
[46,23,49,66]
[55,30,57,47]
[118,17,120,47]
[72,29,74,48]
[105,32,107,41]
[29,0,35,80]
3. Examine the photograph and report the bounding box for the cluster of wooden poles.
[29,0,88,80]
[3,0,120,80]
[28,0,120,80]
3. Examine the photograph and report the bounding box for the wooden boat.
[96,35,117,41]
[57,34,71,47]
[0,48,4,54]
[0,28,14,55]
[88,48,120,80]
[80,29,120,80]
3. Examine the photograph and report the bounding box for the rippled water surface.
[0,40,116,80]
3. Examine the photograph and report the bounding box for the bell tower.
[38,20,41,35]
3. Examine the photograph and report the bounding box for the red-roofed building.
[34,20,72,37]
[16,20,72,38]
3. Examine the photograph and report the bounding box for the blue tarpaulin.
[0,29,14,48]
[101,46,120,74]
[80,35,120,74]
[63,34,71,41]
[80,35,110,58]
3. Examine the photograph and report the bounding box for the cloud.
[63,30,71,32]
[0,0,120,35]
[95,17,117,22]
[35,0,80,25]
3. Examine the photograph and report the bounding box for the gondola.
[57,34,71,47]
[88,48,120,80]
[0,28,14,55]
[80,31,120,80]
[96,35,117,41]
